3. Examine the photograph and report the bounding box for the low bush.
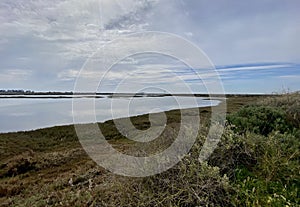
[227,106,293,136]
[209,126,299,206]
[257,92,300,128]
[95,155,232,207]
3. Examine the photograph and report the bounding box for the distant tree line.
[0,90,73,95]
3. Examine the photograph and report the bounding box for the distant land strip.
[0,89,272,98]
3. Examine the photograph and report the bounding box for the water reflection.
[0,96,220,133]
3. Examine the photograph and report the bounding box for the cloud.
[0,0,157,60]
[151,0,300,65]
[57,69,79,81]
[103,0,157,30]
[0,69,32,82]
[217,63,294,73]
[278,75,300,79]
[0,0,299,93]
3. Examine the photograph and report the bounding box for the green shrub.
[227,106,293,136]
[232,174,298,207]
[209,125,300,207]
[208,127,260,178]
[257,92,300,128]
[232,131,299,206]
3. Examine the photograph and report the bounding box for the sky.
[0,0,299,94]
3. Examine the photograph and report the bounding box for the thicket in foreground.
[209,92,300,206]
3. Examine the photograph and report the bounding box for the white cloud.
[57,69,79,81]
[0,69,32,82]
[0,0,299,92]
[218,64,292,73]
[0,0,157,60]
[278,75,300,79]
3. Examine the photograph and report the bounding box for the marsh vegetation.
[0,93,299,206]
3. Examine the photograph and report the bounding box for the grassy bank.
[0,94,299,206]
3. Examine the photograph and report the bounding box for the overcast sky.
[0,0,299,93]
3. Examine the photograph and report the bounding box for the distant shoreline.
[0,93,270,99]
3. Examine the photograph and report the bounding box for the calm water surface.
[0,96,220,133]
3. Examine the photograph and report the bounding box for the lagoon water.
[0,96,220,133]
